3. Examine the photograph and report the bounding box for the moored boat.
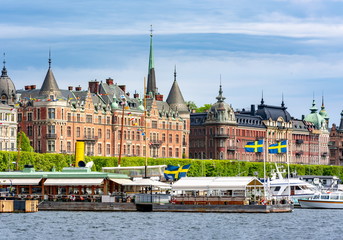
[299,192,343,209]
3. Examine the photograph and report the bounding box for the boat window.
[331,194,339,200]
[295,186,302,190]
[313,195,320,199]
[340,195,343,200]
[320,195,329,199]
[274,186,281,191]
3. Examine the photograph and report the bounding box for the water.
[0,209,340,240]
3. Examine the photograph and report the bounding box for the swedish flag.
[178,164,191,178]
[244,140,264,153]
[164,165,179,181]
[268,140,287,154]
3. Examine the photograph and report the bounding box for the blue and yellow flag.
[164,165,180,181]
[268,140,287,154]
[244,140,264,153]
[178,164,191,178]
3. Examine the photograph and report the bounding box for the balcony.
[227,146,237,151]
[295,151,303,157]
[45,133,57,139]
[213,134,230,139]
[149,140,164,148]
[82,136,99,142]
[321,152,328,158]
[296,139,304,144]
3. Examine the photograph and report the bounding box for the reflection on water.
[1,209,341,240]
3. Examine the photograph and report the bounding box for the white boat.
[299,192,343,209]
[266,164,319,204]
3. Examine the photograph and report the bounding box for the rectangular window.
[27,112,33,121]
[48,125,55,134]
[106,144,110,155]
[76,127,80,137]
[106,129,110,139]
[136,131,140,141]
[98,143,102,155]
[98,116,102,124]
[176,134,179,144]
[86,115,93,123]
[28,126,33,136]
[18,113,22,122]
[68,113,71,122]
[67,142,71,152]
[162,133,166,142]
[98,129,102,138]
[169,134,172,143]
[37,109,41,119]
[67,127,71,137]
[48,140,55,152]
[169,147,173,157]
[175,148,179,158]
[107,116,110,124]
[48,108,55,119]
[77,114,81,122]
[152,121,157,129]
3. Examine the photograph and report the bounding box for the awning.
[110,178,134,185]
[0,178,42,185]
[44,178,104,186]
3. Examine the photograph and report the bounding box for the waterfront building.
[0,57,17,151]
[329,111,343,165]
[17,33,190,158]
[189,85,330,165]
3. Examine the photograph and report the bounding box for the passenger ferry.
[299,192,343,209]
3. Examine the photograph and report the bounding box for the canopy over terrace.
[0,166,129,199]
[171,177,264,198]
[110,178,171,194]
[103,165,167,180]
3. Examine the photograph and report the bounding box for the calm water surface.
[0,209,340,240]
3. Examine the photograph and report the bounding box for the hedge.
[1,151,343,181]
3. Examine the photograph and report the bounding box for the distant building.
[329,111,343,165]
[17,33,190,158]
[189,85,330,165]
[0,57,17,151]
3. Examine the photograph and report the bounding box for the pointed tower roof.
[319,95,329,120]
[146,25,157,96]
[0,53,16,106]
[39,52,62,98]
[166,66,188,115]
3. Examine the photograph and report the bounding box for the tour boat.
[299,192,343,209]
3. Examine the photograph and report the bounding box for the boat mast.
[144,77,148,178]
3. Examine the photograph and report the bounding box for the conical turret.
[39,52,62,99]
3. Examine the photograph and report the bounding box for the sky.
[1,0,343,125]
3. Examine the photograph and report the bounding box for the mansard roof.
[255,103,291,122]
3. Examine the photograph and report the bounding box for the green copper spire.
[148,25,154,71]
[146,25,157,96]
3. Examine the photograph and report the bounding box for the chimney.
[75,86,82,91]
[134,93,139,98]
[30,85,36,90]
[88,81,99,94]
[25,85,32,90]
[106,78,114,85]
[68,86,73,91]
[155,94,163,101]
[251,104,255,116]
[119,85,126,92]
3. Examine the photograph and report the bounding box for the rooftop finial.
[174,65,177,82]
[216,77,225,102]
[3,53,5,68]
[48,48,52,69]
[321,92,324,107]
[150,24,153,37]
[281,92,285,108]
[261,90,264,105]
[1,52,8,77]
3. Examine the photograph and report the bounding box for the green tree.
[17,131,34,152]
[186,101,197,112]
[197,104,212,113]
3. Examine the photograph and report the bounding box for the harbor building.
[189,85,330,165]
[17,32,190,158]
[329,111,343,165]
[0,56,17,151]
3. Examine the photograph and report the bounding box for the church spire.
[1,53,8,77]
[146,25,157,96]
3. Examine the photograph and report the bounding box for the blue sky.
[1,0,343,124]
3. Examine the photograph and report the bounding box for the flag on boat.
[164,165,180,181]
[244,140,264,152]
[268,140,287,154]
[178,164,191,178]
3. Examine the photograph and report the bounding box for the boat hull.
[299,199,343,209]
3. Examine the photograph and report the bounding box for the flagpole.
[286,140,291,200]
[263,139,267,199]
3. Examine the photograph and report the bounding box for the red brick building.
[17,33,190,159]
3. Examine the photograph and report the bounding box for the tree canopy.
[17,131,34,152]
